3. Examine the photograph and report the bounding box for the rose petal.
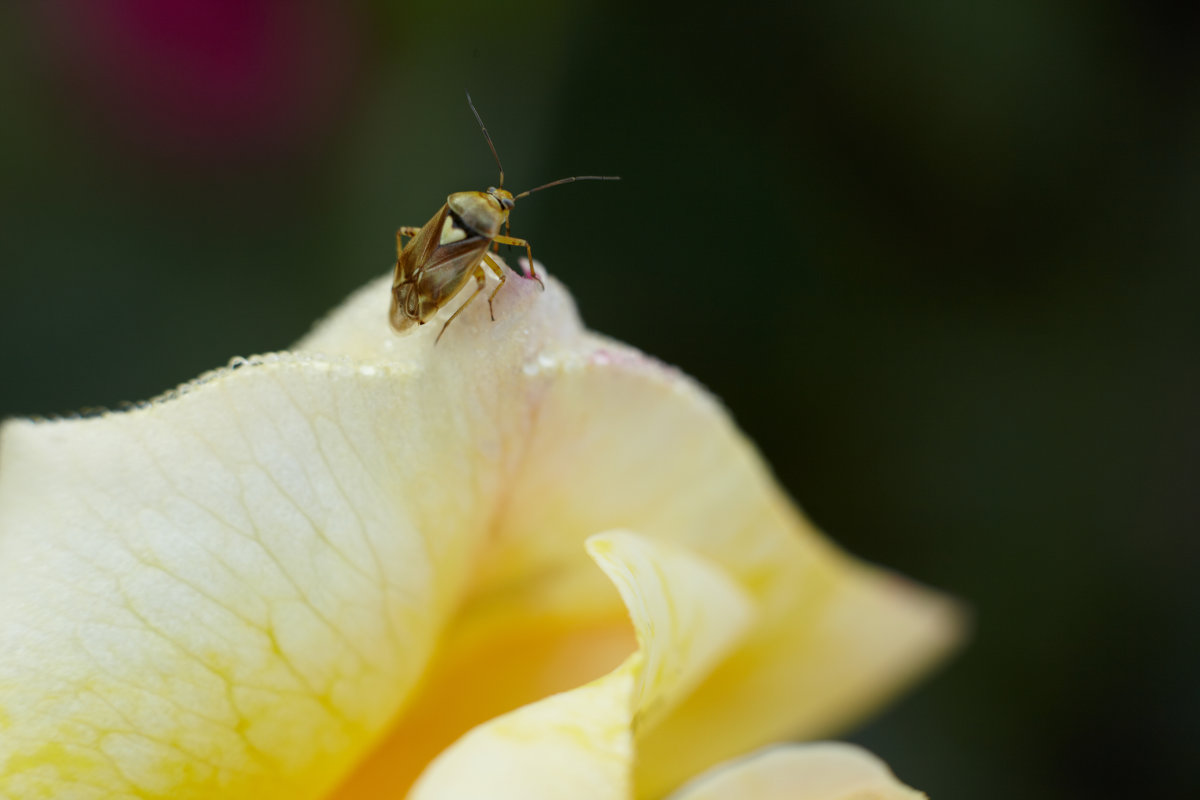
[447,331,965,796]
[409,660,639,800]
[0,271,579,797]
[0,265,962,799]
[0,359,448,797]
[586,532,755,734]
[666,743,927,800]
[306,274,964,785]
[408,531,753,800]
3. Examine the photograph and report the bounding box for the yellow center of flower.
[329,613,635,797]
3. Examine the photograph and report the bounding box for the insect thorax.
[446,191,507,239]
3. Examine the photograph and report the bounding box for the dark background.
[2,2,1197,798]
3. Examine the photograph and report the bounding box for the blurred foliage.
[1,1,1198,798]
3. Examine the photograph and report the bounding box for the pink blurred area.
[40,0,361,165]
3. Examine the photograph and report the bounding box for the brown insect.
[389,93,618,342]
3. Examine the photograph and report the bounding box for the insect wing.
[396,205,450,281]
[417,235,491,304]
[390,206,451,331]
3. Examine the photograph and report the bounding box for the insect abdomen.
[389,280,430,331]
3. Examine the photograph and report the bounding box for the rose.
[0,266,963,799]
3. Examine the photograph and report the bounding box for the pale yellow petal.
[1,265,962,799]
[326,608,635,798]
[636,562,961,797]
[475,344,965,797]
[409,531,753,800]
[667,743,927,800]
[303,270,962,796]
[0,270,586,799]
[0,360,442,798]
[585,531,755,734]
[407,660,638,800]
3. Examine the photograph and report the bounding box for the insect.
[389,93,618,342]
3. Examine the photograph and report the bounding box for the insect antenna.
[465,90,506,189]
[514,175,620,200]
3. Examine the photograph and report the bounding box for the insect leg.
[494,219,514,255]
[435,266,488,344]
[492,234,543,290]
[396,226,422,257]
[481,253,508,321]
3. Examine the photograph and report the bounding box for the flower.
[0,265,963,799]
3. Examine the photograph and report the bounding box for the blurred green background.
[2,2,1197,797]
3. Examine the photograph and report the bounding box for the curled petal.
[585,531,755,734]
[408,660,638,800]
[409,531,754,800]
